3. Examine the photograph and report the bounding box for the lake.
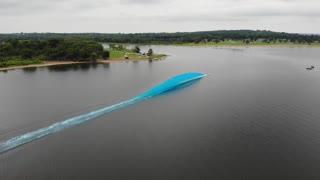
[1,46,320,179]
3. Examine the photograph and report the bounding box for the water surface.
[1,46,320,179]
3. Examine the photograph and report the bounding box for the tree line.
[0,39,108,61]
[0,30,319,44]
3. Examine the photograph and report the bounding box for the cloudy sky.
[1,0,319,33]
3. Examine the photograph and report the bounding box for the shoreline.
[172,43,320,48]
[1,43,319,71]
[108,42,320,47]
[0,58,154,71]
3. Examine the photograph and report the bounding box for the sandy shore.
[0,58,151,71]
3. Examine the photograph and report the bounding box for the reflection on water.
[102,63,110,68]
[47,63,90,72]
[46,63,110,72]
[22,67,38,73]
[214,46,246,52]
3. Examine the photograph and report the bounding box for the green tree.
[79,49,90,61]
[118,44,124,50]
[102,50,110,59]
[48,39,62,48]
[133,45,140,53]
[147,48,153,56]
[90,52,98,62]
[109,43,115,49]
[21,48,34,59]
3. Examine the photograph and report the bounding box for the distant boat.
[306,65,315,70]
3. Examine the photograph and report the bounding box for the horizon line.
[1,29,319,35]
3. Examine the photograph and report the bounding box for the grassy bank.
[0,57,42,68]
[108,48,167,60]
[151,53,167,59]
[109,49,143,59]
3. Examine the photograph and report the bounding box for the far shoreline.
[166,43,320,48]
[1,43,319,72]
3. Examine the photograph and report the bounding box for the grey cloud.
[97,10,249,24]
[0,0,320,33]
[0,0,64,15]
[0,1,21,8]
[120,0,163,5]
[154,14,247,23]
[233,7,320,18]
[0,0,106,16]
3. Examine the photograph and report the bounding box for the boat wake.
[0,72,206,154]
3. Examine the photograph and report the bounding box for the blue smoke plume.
[0,72,205,154]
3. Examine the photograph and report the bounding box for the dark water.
[1,46,320,180]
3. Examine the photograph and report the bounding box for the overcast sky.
[1,0,319,33]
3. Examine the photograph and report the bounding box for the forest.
[0,39,106,67]
[0,30,319,44]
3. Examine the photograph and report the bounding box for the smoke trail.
[0,72,205,154]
